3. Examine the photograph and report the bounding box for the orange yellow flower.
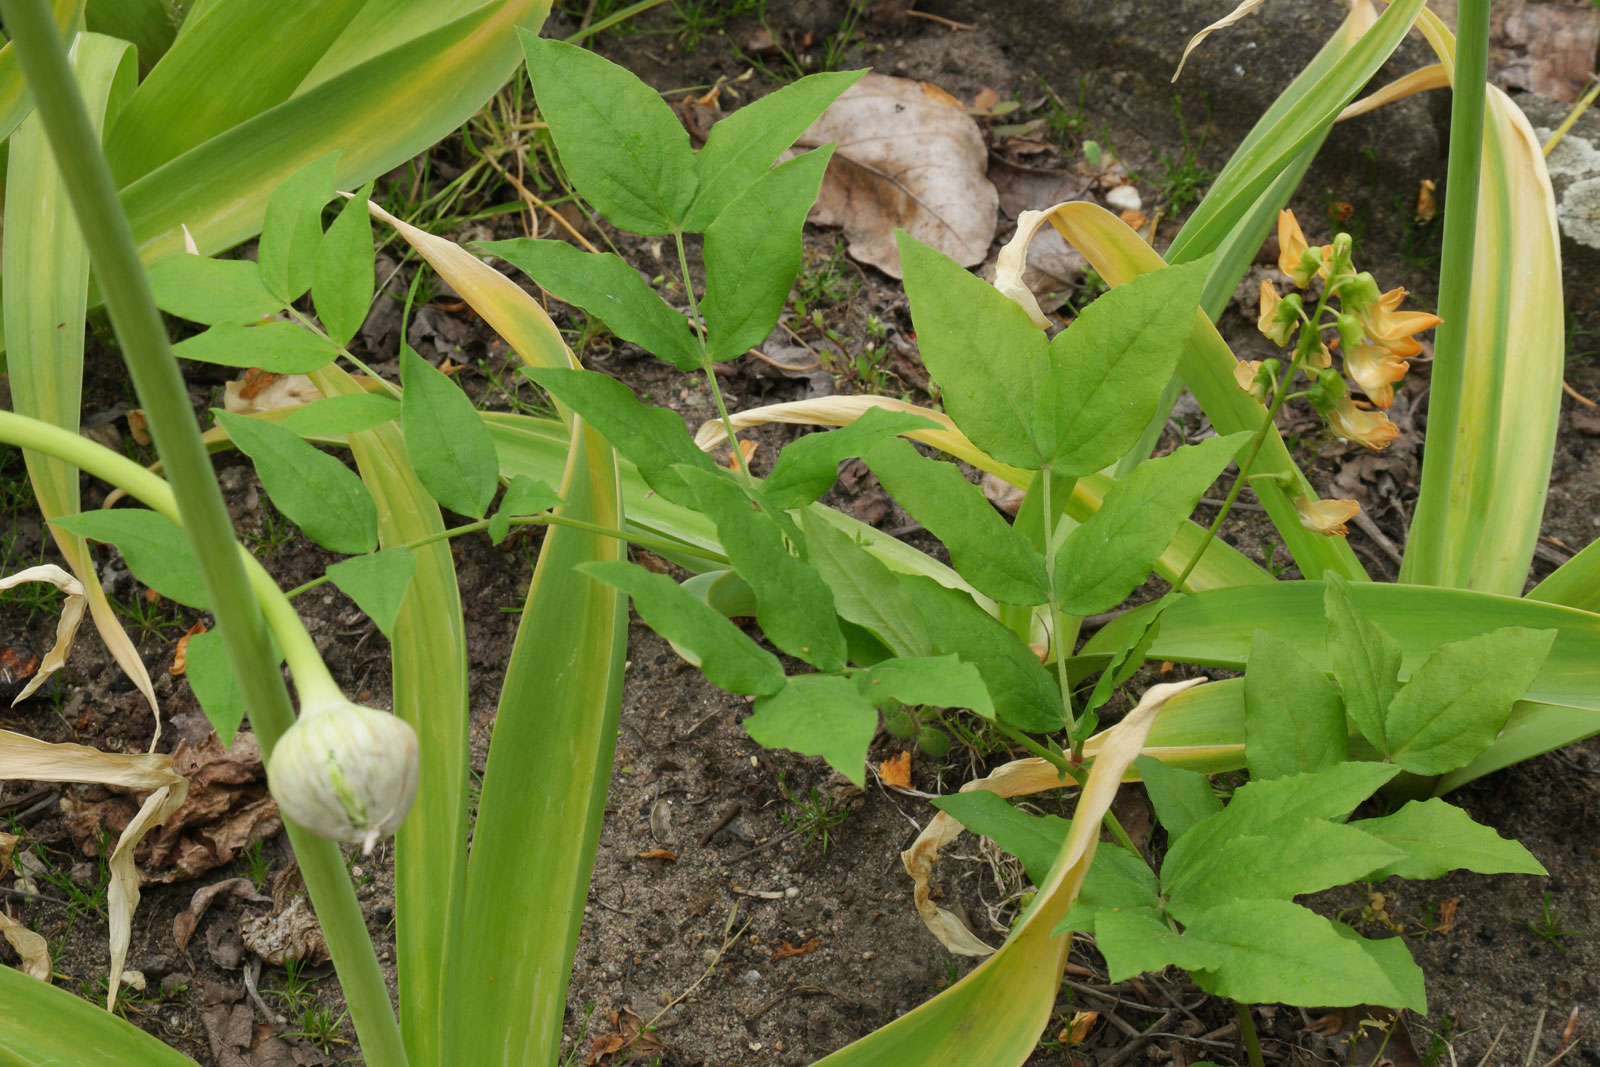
[1233,359,1269,403]
[1356,287,1441,358]
[1276,210,1329,288]
[1326,396,1399,450]
[1257,282,1291,345]
[1344,344,1409,408]
[1294,494,1360,537]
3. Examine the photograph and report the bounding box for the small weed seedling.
[1527,891,1575,951]
[777,780,851,853]
[243,837,272,893]
[1154,95,1216,215]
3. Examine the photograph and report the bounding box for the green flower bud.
[267,699,420,854]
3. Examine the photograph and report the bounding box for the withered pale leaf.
[0,731,186,1007]
[0,831,49,980]
[796,73,998,277]
[0,565,86,706]
[901,679,1205,955]
[174,877,272,952]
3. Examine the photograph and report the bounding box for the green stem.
[673,230,751,482]
[1236,1001,1267,1067]
[0,7,406,1060]
[287,307,402,399]
[1037,469,1077,736]
[992,720,1139,854]
[1171,356,1299,592]
[1400,0,1489,583]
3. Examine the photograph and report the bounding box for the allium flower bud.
[267,700,420,854]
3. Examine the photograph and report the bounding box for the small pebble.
[1105,184,1142,213]
[784,886,799,899]
[743,969,762,984]
[862,950,877,961]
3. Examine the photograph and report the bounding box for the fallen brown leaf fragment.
[635,848,676,862]
[879,750,912,789]
[174,876,271,952]
[771,937,821,962]
[795,73,999,277]
[171,621,207,676]
[1060,1010,1098,1045]
[1437,896,1459,935]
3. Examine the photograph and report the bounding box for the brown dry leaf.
[171,620,207,676]
[174,877,271,952]
[1437,897,1459,935]
[1061,1010,1099,1045]
[126,409,152,446]
[584,1034,626,1066]
[239,895,328,965]
[879,750,913,789]
[795,73,998,277]
[972,87,999,111]
[61,732,281,885]
[223,370,320,415]
[635,848,676,862]
[1494,3,1600,102]
[980,471,1027,516]
[202,1002,254,1067]
[722,438,758,471]
[0,731,186,1007]
[0,832,49,979]
[0,565,86,705]
[1415,179,1437,223]
[771,937,821,962]
[1118,208,1149,232]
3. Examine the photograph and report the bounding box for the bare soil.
[2,3,1597,1066]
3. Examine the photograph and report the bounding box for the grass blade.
[0,963,198,1064]
[1398,8,1565,593]
[2,33,168,742]
[309,366,468,1067]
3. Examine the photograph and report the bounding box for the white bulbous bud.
[266,700,420,854]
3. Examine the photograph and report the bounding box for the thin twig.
[696,803,743,847]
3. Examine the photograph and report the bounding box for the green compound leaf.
[581,560,786,696]
[684,69,865,231]
[933,790,1068,887]
[1244,628,1347,780]
[902,573,1064,732]
[762,407,938,510]
[1165,819,1405,923]
[521,32,697,235]
[258,152,337,303]
[326,549,418,639]
[216,410,378,555]
[896,231,1052,470]
[1095,906,1222,981]
[745,674,879,786]
[172,321,339,373]
[480,239,701,370]
[488,475,563,545]
[400,346,500,519]
[1350,798,1547,880]
[679,467,847,672]
[1055,432,1249,613]
[865,436,1049,606]
[798,511,932,659]
[184,628,245,747]
[280,392,401,436]
[1043,258,1210,475]
[1163,762,1400,891]
[1385,626,1558,775]
[145,254,283,325]
[1134,754,1221,842]
[855,655,993,716]
[312,183,376,348]
[524,366,717,506]
[1324,572,1403,754]
[703,145,835,362]
[51,509,208,609]
[1184,899,1425,1012]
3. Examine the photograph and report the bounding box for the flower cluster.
[1238,211,1442,536]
